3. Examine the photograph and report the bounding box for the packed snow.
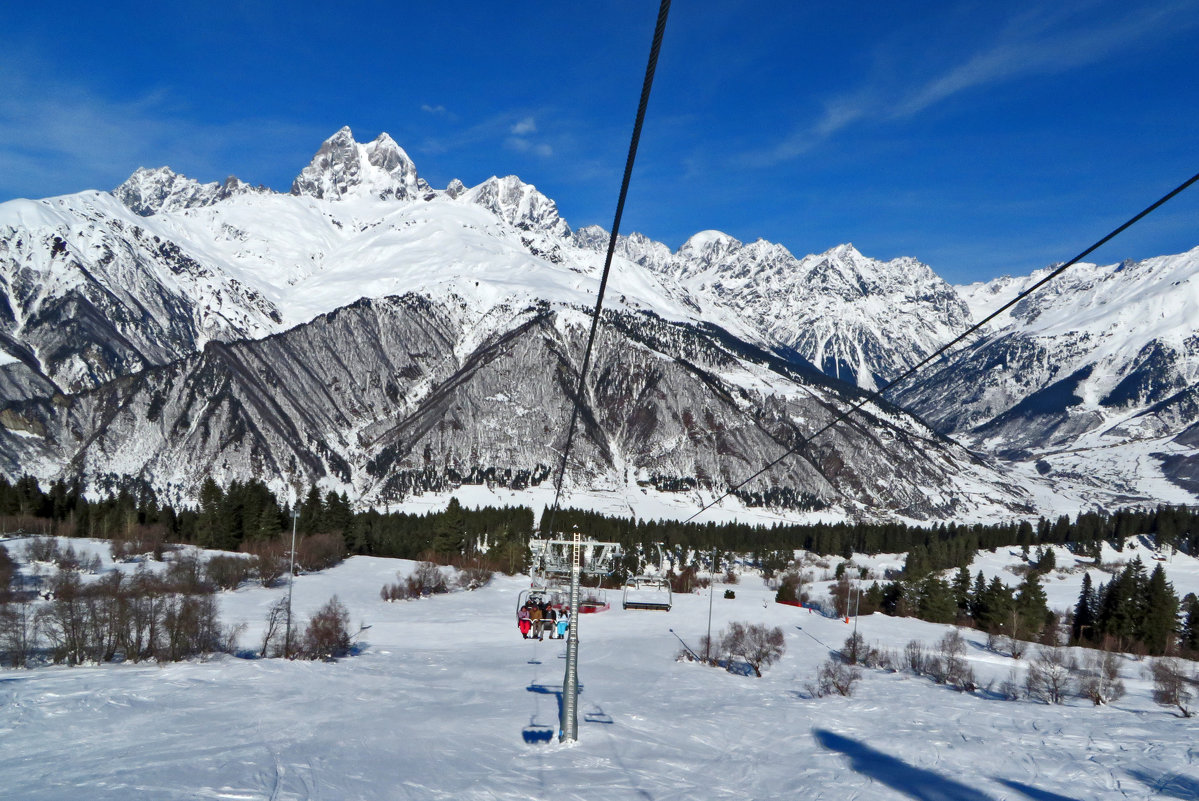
[2,536,1196,800]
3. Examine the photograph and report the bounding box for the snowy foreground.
[2,540,1197,800]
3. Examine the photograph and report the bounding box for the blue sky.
[2,0,1197,283]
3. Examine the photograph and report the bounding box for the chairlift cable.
[546,0,672,538]
[682,169,1199,524]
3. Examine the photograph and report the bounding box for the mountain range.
[0,126,1194,520]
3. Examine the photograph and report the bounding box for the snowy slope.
[898,248,1199,500]
[1,536,1195,801]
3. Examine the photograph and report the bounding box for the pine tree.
[300,486,324,535]
[1072,573,1096,644]
[968,571,987,619]
[977,577,1015,633]
[1181,594,1199,655]
[194,478,223,548]
[916,575,957,624]
[1015,572,1049,638]
[1096,559,1146,650]
[431,497,466,556]
[1139,563,1179,656]
[1038,547,1056,573]
[953,566,972,615]
[255,503,282,541]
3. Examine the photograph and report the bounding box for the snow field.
[1,538,1196,799]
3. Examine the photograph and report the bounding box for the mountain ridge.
[0,126,1194,515]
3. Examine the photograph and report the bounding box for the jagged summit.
[462,175,571,238]
[290,126,431,201]
[113,167,266,216]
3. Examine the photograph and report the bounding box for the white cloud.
[740,1,1197,168]
[505,136,553,157]
[421,103,449,116]
[0,58,319,198]
[510,116,537,136]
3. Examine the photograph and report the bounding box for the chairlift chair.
[621,575,672,611]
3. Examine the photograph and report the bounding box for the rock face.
[0,294,1031,519]
[464,176,571,239]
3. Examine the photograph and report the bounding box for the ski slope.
[1,538,1196,800]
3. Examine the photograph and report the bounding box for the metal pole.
[285,506,298,658]
[852,579,861,639]
[705,548,715,662]
[560,526,581,742]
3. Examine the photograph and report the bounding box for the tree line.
[1,475,1195,573]
[816,549,1199,659]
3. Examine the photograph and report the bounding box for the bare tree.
[720,622,785,677]
[0,599,37,667]
[1026,645,1075,704]
[300,596,353,660]
[1148,657,1194,717]
[904,640,928,675]
[261,597,289,658]
[808,656,862,697]
[937,629,976,691]
[1077,650,1125,706]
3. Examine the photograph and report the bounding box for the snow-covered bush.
[407,562,447,596]
[380,580,413,602]
[110,526,166,562]
[998,668,1022,701]
[22,537,59,564]
[455,567,492,591]
[381,561,449,602]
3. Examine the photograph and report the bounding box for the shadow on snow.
[814,729,1083,801]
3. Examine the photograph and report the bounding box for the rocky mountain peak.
[463,175,571,238]
[290,127,430,201]
[676,230,743,271]
[113,167,264,216]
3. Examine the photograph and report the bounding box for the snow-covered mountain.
[649,234,973,392]
[0,125,1194,515]
[896,248,1199,499]
[0,190,283,402]
[0,290,1036,519]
